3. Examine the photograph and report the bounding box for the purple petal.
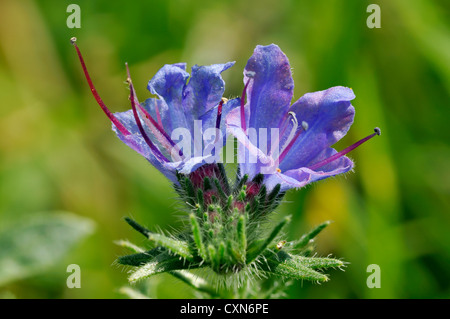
[244,44,294,134]
[142,97,172,140]
[279,86,355,172]
[112,110,178,182]
[183,62,234,118]
[263,169,311,192]
[264,148,353,192]
[304,147,354,182]
[147,64,190,133]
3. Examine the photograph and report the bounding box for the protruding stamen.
[240,78,251,132]
[215,98,227,130]
[213,98,227,144]
[282,112,299,150]
[308,128,381,171]
[274,112,304,163]
[128,69,169,163]
[71,38,130,136]
[374,127,381,136]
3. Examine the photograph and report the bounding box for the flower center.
[274,111,307,165]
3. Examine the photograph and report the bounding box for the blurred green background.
[0,0,449,299]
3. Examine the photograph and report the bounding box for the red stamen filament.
[308,127,381,171]
[215,98,225,130]
[277,128,302,164]
[128,75,169,163]
[71,37,130,136]
[213,98,226,144]
[240,78,251,132]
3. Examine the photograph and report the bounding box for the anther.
[301,121,309,131]
[245,71,256,78]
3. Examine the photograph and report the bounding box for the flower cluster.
[72,38,379,297]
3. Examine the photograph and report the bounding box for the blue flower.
[226,44,379,191]
[72,38,239,183]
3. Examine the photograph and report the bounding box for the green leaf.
[189,214,207,260]
[217,163,230,194]
[246,215,291,263]
[294,256,344,269]
[0,211,95,286]
[147,233,194,261]
[117,248,162,266]
[291,221,331,250]
[128,253,201,283]
[114,239,145,253]
[265,260,329,282]
[262,251,342,283]
[169,270,219,298]
[125,217,194,261]
[118,286,151,299]
[237,214,247,259]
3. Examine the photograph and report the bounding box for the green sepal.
[197,188,204,208]
[266,184,282,211]
[183,176,196,204]
[217,163,230,195]
[237,214,247,261]
[235,174,248,191]
[213,178,228,201]
[203,177,212,191]
[189,213,207,260]
[252,173,264,185]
